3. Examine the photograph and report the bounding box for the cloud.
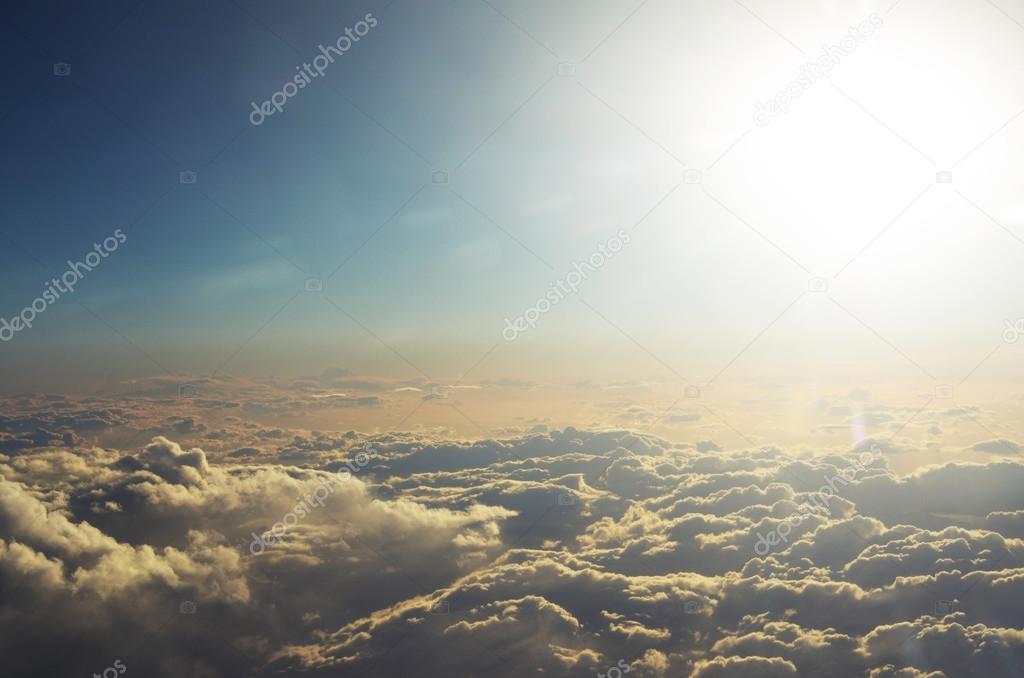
[691,656,797,677]
[3,423,1024,676]
[971,439,1022,454]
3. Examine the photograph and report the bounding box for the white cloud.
[2,421,1024,676]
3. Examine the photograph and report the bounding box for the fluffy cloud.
[2,422,1024,676]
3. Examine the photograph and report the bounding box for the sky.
[2,0,1023,397]
[3,2,1024,676]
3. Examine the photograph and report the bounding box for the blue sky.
[2,0,1024,393]
[0,0,570,385]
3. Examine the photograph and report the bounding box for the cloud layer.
[1,422,1023,676]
